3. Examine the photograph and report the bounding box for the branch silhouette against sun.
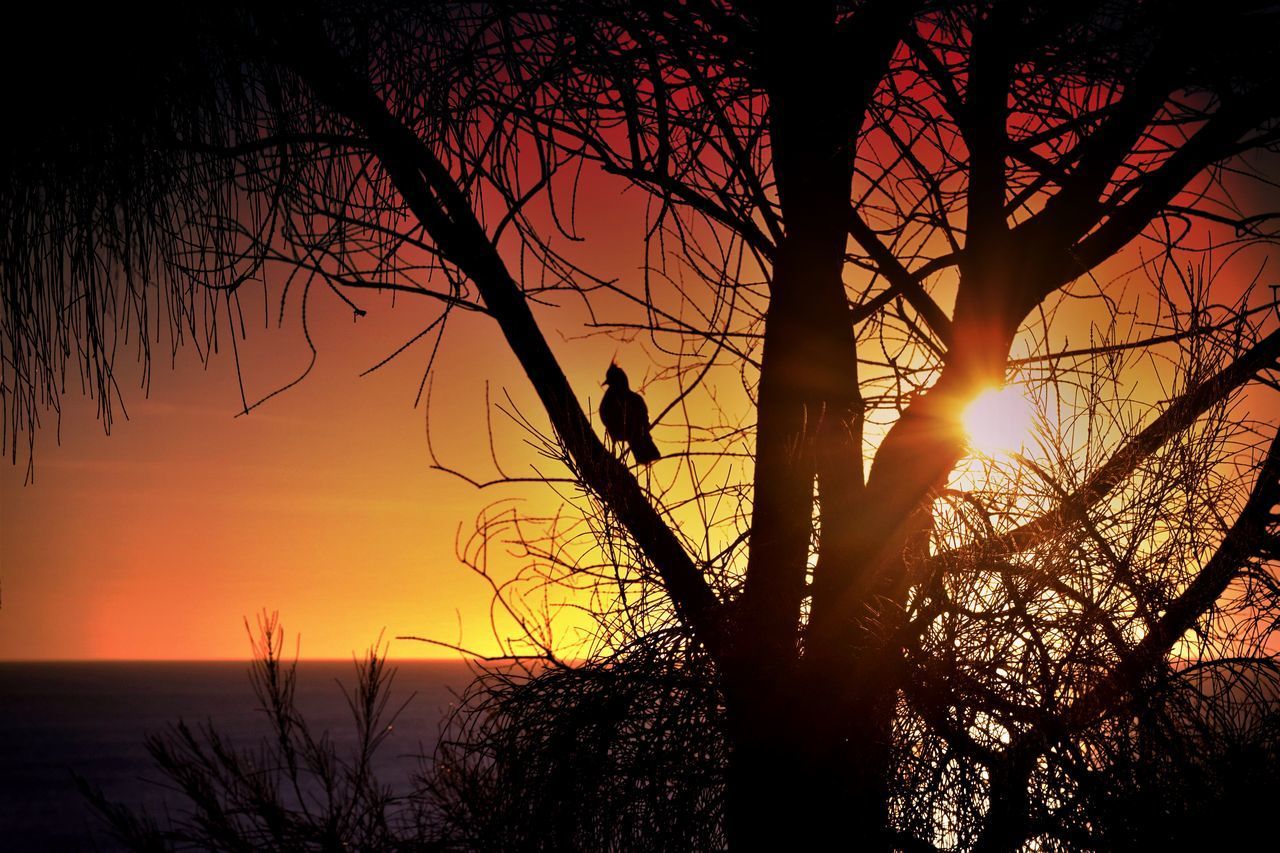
[4,1,1280,849]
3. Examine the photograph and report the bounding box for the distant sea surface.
[0,660,478,851]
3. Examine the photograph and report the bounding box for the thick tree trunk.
[726,7,921,849]
[739,0,863,660]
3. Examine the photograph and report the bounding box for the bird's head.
[604,363,629,388]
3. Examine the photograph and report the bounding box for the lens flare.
[962,385,1034,457]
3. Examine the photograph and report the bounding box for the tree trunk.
[722,660,899,850]
[724,7,924,848]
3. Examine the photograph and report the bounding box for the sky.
[1,300,517,659]
[5,222,1273,660]
[3,51,1278,663]
[0,177,650,661]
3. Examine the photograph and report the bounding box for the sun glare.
[962,385,1035,457]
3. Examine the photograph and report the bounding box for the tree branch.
[1066,426,1280,727]
[262,15,726,655]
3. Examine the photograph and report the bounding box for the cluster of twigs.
[420,630,725,850]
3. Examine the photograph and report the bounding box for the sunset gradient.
[0,172,649,661]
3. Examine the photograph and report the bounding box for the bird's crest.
[604,362,628,388]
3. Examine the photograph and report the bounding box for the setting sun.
[962,385,1035,457]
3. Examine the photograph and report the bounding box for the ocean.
[0,660,479,851]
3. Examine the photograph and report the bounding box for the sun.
[962,385,1035,457]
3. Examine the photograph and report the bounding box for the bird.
[600,363,661,465]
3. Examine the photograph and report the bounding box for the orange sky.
[0,306,507,659]
[0,176,652,661]
[5,224,1272,660]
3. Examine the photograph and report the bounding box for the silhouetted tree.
[5,2,1280,849]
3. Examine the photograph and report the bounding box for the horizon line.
[0,656,483,663]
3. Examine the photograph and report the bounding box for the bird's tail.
[631,433,661,465]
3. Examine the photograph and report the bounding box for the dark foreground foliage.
[424,631,725,851]
[82,618,1280,851]
[81,623,726,851]
[79,616,420,852]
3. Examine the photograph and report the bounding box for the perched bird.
[600,363,661,465]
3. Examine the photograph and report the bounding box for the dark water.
[0,660,477,851]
